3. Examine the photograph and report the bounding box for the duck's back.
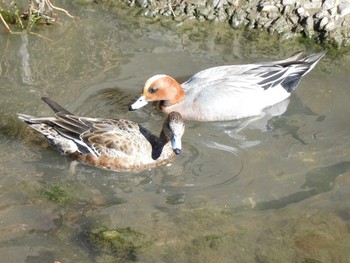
[173,64,290,121]
[78,118,175,170]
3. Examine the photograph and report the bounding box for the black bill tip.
[174,148,181,155]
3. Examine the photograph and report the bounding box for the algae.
[41,184,71,204]
[190,234,223,252]
[88,226,153,260]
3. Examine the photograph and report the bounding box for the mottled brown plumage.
[18,97,185,172]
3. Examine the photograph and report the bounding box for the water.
[1,1,350,262]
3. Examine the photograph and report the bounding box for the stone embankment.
[122,0,350,47]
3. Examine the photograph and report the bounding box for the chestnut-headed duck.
[130,51,326,121]
[18,97,185,172]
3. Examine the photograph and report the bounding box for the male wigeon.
[18,97,185,172]
[129,51,326,121]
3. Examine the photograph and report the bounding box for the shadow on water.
[235,161,350,211]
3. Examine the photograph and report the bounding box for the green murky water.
[1,1,350,262]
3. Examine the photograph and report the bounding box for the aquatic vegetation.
[88,226,153,260]
[41,184,71,204]
[0,0,73,34]
[190,234,223,252]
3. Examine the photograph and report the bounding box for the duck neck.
[159,129,170,145]
[152,130,170,160]
[161,83,186,107]
[139,125,168,160]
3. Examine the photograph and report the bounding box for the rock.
[261,4,279,13]
[213,0,222,8]
[297,7,309,17]
[274,17,291,34]
[197,6,210,17]
[288,14,299,25]
[319,16,329,29]
[215,7,228,21]
[322,0,337,10]
[205,10,216,20]
[338,2,350,17]
[135,0,148,8]
[283,5,293,15]
[230,9,247,28]
[304,1,322,10]
[329,7,338,17]
[282,0,295,5]
[315,10,328,19]
[325,21,336,31]
[185,4,196,16]
[329,31,344,46]
[342,19,350,27]
[305,15,314,31]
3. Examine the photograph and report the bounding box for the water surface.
[1,2,350,262]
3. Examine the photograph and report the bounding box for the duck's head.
[164,111,185,155]
[129,75,186,111]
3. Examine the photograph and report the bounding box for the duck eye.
[149,86,158,94]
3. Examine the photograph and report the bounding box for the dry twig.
[0,12,13,33]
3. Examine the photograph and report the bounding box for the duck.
[18,97,185,172]
[129,51,326,121]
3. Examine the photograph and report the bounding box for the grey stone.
[230,9,247,28]
[329,31,344,46]
[135,0,148,8]
[315,10,329,19]
[283,5,293,14]
[261,4,279,12]
[304,1,322,10]
[325,20,336,31]
[319,16,329,28]
[215,8,228,20]
[297,7,306,15]
[323,0,337,10]
[305,15,314,31]
[329,7,338,17]
[300,9,310,17]
[282,0,295,5]
[288,14,299,25]
[342,19,350,27]
[338,2,350,17]
[185,4,196,15]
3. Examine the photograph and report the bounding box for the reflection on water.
[1,1,350,262]
[19,34,34,85]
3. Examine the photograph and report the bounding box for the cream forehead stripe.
[144,74,167,89]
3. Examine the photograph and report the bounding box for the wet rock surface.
[120,0,350,47]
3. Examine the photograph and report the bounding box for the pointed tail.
[41,97,74,115]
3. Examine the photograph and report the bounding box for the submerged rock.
[88,226,153,259]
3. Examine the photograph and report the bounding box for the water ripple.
[153,137,243,190]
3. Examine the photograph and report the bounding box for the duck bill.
[129,96,148,111]
[172,135,182,155]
